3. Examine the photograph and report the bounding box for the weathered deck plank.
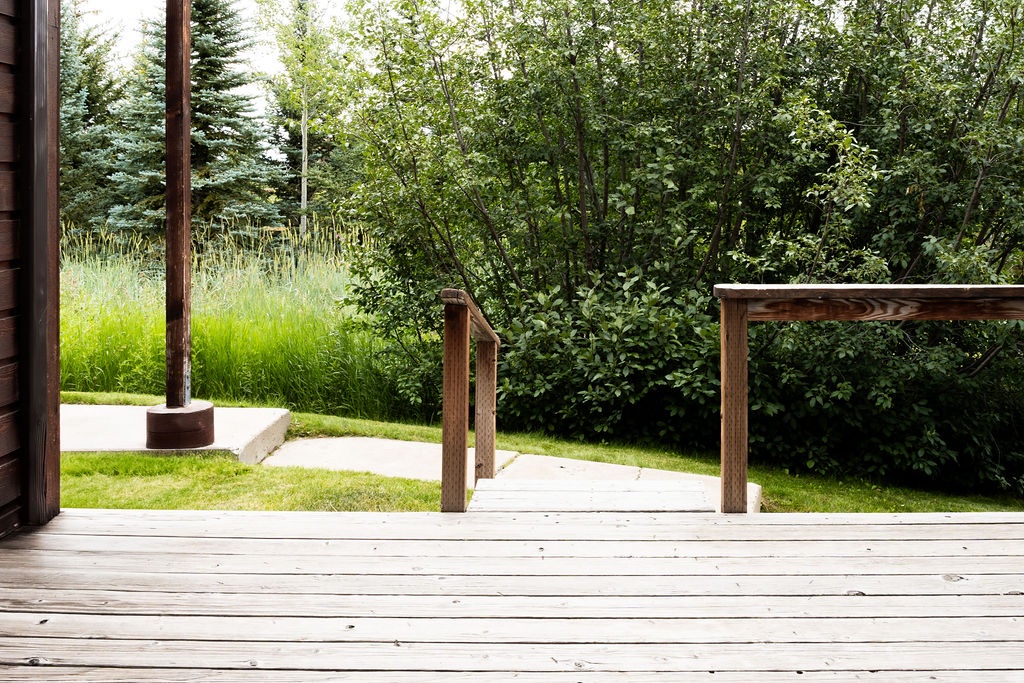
[0,509,1021,679]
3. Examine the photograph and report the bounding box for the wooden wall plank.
[0,316,14,359]
[0,410,16,457]
[0,122,15,162]
[0,1,17,18]
[0,504,18,540]
[0,19,14,66]
[0,172,15,211]
[0,72,13,113]
[0,268,15,311]
[0,362,16,407]
[0,220,16,261]
[0,456,19,507]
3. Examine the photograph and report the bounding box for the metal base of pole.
[146,400,215,449]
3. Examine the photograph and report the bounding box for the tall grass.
[60,225,405,419]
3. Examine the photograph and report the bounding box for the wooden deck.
[0,508,1022,680]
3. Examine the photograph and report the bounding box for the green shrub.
[749,320,1024,494]
[498,269,720,445]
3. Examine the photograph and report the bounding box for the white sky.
[78,0,265,65]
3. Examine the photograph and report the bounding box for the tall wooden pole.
[146,0,214,449]
[165,0,191,409]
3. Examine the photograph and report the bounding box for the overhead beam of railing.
[714,283,1024,513]
[440,289,500,512]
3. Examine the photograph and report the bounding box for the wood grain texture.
[0,316,15,359]
[747,297,1024,321]
[0,410,16,457]
[0,71,13,113]
[0,671,1005,683]
[715,283,1024,516]
[163,0,193,408]
[473,339,497,481]
[0,509,1021,679]
[714,283,1024,300]
[720,297,748,513]
[0,18,13,66]
[441,303,470,512]
[0,362,16,407]
[0,220,16,261]
[439,288,501,343]
[0,455,18,507]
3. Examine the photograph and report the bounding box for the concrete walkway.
[60,404,291,464]
[61,404,762,512]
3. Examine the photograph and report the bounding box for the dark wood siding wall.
[0,0,60,538]
[0,0,24,537]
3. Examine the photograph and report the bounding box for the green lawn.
[60,392,1024,513]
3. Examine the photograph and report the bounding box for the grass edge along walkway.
[60,392,1024,513]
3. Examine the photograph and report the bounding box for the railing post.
[475,340,498,481]
[442,302,471,512]
[720,297,748,513]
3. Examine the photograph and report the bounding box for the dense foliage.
[340,0,1024,493]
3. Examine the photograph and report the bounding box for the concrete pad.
[499,453,762,513]
[496,453,645,480]
[60,404,291,464]
[263,437,519,489]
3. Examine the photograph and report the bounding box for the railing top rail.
[714,283,1024,300]
[440,288,501,345]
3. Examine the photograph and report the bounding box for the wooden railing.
[714,284,1024,513]
[440,289,501,512]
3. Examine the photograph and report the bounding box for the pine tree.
[107,0,282,237]
[59,0,124,232]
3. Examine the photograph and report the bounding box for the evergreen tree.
[107,0,282,237]
[59,0,124,232]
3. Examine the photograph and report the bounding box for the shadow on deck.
[0,508,1022,679]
